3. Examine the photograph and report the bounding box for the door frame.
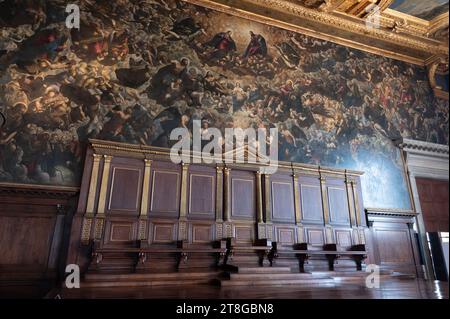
[396,138,449,280]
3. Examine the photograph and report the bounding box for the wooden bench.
[225,238,277,267]
[272,243,367,272]
[89,240,228,272]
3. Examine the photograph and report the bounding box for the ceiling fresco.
[389,0,449,20]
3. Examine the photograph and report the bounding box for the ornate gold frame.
[183,0,448,66]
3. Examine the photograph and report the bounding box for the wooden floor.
[57,278,448,299]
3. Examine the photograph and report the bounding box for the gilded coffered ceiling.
[190,0,449,68]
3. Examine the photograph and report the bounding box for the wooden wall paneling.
[0,185,78,296]
[369,216,420,275]
[187,165,216,220]
[326,178,351,226]
[305,227,326,247]
[103,218,138,247]
[189,222,215,244]
[416,178,449,232]
[298,175,324,224]
[230,170,256,221]
[274,225,297,245]
[149,219,178,245]
[334,228,353,248]
[270,173,296,224]
[233,222,255,245]
[149,161,181,218]
[106,158,144,216]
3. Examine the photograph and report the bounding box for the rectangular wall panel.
[300,183,324,223]
[108,167,142,214]
[328,187,350,225]
[231,172,255,220]
[271,180,295,223]
[150,170,180,216]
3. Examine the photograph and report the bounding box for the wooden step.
[237,267,292,274]
[220,278,336,287]
[230,273,331,281]
[85,271,219,282]
[83,271,221,288]
[81,279,213,288]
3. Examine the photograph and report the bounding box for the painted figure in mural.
[0,0,448,209]
[204,31,237,59]
[244,31,267,58]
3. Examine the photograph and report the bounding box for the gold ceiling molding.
[184,0,448,66]
[246,0,446,53]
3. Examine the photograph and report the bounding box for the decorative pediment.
[222,143,271,164]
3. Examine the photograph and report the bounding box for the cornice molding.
[365,207,418,217]
[396,138,449,157]
[88,139,364,177]
[0,182,79,199]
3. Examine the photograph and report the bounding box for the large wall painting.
[0,0,448,210]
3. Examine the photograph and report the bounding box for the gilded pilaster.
[223,167,231,222]
[216,166,224,222]
[345,176,357,227]
[138,159,152,241]
[178,163,189,240]
[94,155,112,240]
[292,173,302,224]
[263,174,272,223]
[255,171,264,224]
[351,180,361,226]
[81,153,102,245]
[319,176,330,225]
[215,166,224,239]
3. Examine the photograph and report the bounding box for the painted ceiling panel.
[389,0,449,20]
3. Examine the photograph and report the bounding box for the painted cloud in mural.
[0,0,448,210]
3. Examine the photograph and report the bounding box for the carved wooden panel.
[299,179,323,223]
[110,223,134,242]
[103,220,137,246]
[108,167,142,214]
[150,170,180,216]
[231,172,255,220]
[151,222,177,244]
[191,223,214,244]
[335,229,353,248]
[276,227,296,245]
[271,179,295,223]
[188,173,215,218]
[306,227,325,246]
[234,224,254,244]
[327,186,350,225]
